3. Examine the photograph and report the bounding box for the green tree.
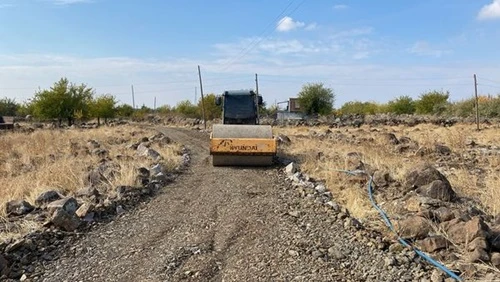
[90,94,117,125]
[387,95,416,114]
[339,101,379,115]
[32,78,94,126]
[115,104,135,118]
[173,100,199,118]
[198,94,221,120]
[415,90,449,115]
[297,82,335,115]
[0,97,18,116]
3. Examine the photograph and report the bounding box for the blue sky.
[0,0,499,108]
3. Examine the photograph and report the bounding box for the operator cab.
[216,90,263,125]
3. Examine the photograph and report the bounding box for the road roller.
[209,90,277,166]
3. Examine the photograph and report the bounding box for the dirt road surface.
[39,127,430,282]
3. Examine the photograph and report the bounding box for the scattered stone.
[417,236,449,253]
[467,237,488,252]
[35,190,63,206]
[5,200,34,216]
[395,216,431,239]
[430,269,445,282]
[285,162,298,175]
[51,208,81,232]
[315,184,326,193]
[47,197,79,214]
[288,211,300,218]
[466,247,490,263]
[372,170,393,188]
[434,144,451,155]
[491,252,500,268]
[75,186,99,198]
[382,133,399,145]
[446,217,489,245]
[116,205,125,215]
[150,164,164,176]
[276,134,291,145]
[87,139,100,149]
[416,180,456,202]
[384,256,396,267]
[92,148,109,158]
[0,254,9,276]
[433,207,455,223]
[405,164,452,190]
[75,202,95,218]
[5,239,25,253]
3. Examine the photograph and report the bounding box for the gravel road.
[39,127,433,282]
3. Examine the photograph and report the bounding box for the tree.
[173,100,199,118]
[297,82,335,115]
[415,90,449,115]
[90,94,117,125]
[339,101,379,115]
[197,94,221,120]
[0,97,18,116]
[115,104,135,118]
[387,95,416,114]
[32,78,94,126]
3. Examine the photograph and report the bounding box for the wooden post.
[474,74,479,131]
[198,65,206,129]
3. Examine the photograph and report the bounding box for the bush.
[297,82,335,115]
[415,90,449,115]
[387,95,416,114]
[339,101,380,115]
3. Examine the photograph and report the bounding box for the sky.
[0,0,500,109]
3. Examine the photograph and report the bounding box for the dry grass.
[276,123,500,219]
[0,125,184,219]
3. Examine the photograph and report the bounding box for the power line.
[218,0,307,71]
[478,77,500,85]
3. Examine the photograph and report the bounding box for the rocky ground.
[0,126,458,282]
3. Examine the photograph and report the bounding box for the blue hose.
[336,169,463,281]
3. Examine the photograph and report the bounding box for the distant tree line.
[1,78,499,123]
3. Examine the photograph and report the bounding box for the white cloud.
[409,41,451,57]
[333,4,349,10]
[305,23,318,31]
[0,3,13,8]
[330,27,373,39]
[478,0,500,20]
[276,16,305,32]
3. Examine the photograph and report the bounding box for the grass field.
[276,123,500,221]
[0,125,183,222]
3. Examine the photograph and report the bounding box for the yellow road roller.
[209,90,277,166]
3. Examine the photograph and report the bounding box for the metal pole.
[131,85,136,109]
[198,65,206,129]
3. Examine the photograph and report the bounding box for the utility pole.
[198,65,206,129]
[154,96,157,112]
[474,74,480,131]
[255,73,260,122]
[131,85,136,109]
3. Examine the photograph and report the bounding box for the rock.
[325,201,340,212]
[405,164,456,201]
[417,236,449,253]
[433,207,455,222]
[466,247,489,263]
[5,239,25,253]
[276,134,291,145]
[345,152,363,171]
[47,197,79,214]
[5,200,34,216]
[51,208,81,231]
[491,252,500,268]
[150,164,164,176]
[116,205,125,215]
[20,274,27,281]
[35,190,62,206]
[382,133,399,145]
[142,148,161,161]
[416,180,456,202]
[435,144,451,155]
[447,217,489,245]
[315,184,326,193]
[430,269,444,282]
[116,186,141,199]
[395,216,431,239]
[75,202,94,218]
[285,162,298,175]
[288,211,300,218]
[87,139,100,149]
[92,148,109,158]
[372,170,393,188]
[0,254,9,276]
[75,186,99,198]
[384,256,396,267]
[467,236,488,252]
